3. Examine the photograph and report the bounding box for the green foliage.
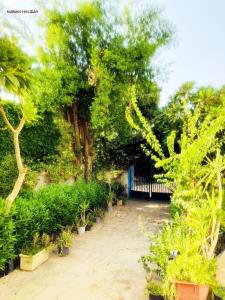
[11,180,107,255]
[147,281,163,296]
[12,196,50,253]
[0,103,61,164]
[36,1,172,172]
[0,36,32,94]
[127,84,225,206]
[141,219,217,298]
[0,103,79,197]
[0,200,16,270]
[56,229,73,249]
[21,232,50,255]
[0,154,17,198]
[76,200,90,227]
[93,207,105,218]
[169,201,182,218]
[43,116,81,183]
[33,184,78,233]
[129,84,225,298]
[213,286,225,299]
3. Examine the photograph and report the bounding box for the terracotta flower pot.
[174,281,209,300]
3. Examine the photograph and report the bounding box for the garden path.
[217,250,225,286]
[0,200,169,300]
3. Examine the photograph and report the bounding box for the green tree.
[0,36,37,210]
[126,84,225,256]
[37,1,172,179]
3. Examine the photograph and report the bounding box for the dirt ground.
[217,250,225,286]
[0,200,169,300]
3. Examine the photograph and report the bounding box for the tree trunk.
[1,115,26,211]
[65,108,71,123]
[72,102,82,165]
[83,121,93,181]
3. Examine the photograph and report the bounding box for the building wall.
[115,170,128,195]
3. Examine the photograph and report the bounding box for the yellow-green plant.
[128,84,225,298]
[56,230,73,249]
[75,200,90,227]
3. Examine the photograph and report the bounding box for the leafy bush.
[141,218,218,298]
[169,201,183,218]
[12,196,50,253]
[10,180,107,257]
[34,184,78,233]
[0,200,16,270]
[0,154,17,198]
[0,180,107,263]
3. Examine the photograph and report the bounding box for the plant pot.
[108,203,113,212]
[86,224,92,231]
[149,294,164,300]
[174,281,209,300]
[0,267,6,277]
[7,260,14,273]
[58,246,70,256]
[77,226,86,235]
[214,295,223,300]
[19,247,50,271]
[95,217,101,223]
[117,199,123,206]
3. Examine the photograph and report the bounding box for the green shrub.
[36,184,79,232]
[0,200,16,271]
[71,180,108,209]
[0,154,17,198]
[169,201,183,218]
[12,196,49,253]
[0,180,109,263]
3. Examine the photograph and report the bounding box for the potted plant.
[107,191,115,212]
[166,246,217,300]
[141,219,218,300]
[19,233,51,271]
[148,281,164,300]
[76,200,89,235]
[56,229,73,256]
[116,199,123,206]
[93,207,104,223]
[86,212,95,231]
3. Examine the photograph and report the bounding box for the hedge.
[0,180,108,270]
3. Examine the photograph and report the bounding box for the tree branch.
[16,117,25,133]
[0,104,16,133]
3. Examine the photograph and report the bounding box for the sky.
[1,0,225,106]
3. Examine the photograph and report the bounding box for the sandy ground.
[0,200,169,300]
[217,250,225,286]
